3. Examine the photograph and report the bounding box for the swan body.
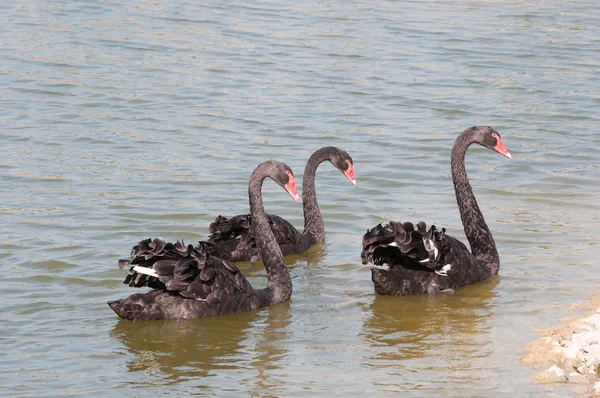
[108,161,300,320]
[361,126,511,296]
[204,147,355,262]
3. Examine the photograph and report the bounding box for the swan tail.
[361,221,430,267]
[117,237,189,289]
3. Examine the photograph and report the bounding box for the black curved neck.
[302,147,334,242]
[248,166,292,304]
[451,132,500,274]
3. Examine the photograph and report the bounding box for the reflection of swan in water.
[110,304,292,390]
[360,277,499,365]
[246,304,292,394]
[110,311,258,383]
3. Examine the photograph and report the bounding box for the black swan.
[203,147,355,262]
[361,126,511,296]
[108,160,300,320]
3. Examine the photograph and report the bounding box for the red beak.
[284,175,301,201]
[344,163,356,186]
[494,138,512,160]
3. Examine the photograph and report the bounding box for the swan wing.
[120,238,255,301]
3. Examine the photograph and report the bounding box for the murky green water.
[2,1,600,396]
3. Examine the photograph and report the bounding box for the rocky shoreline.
[521,296,600,396]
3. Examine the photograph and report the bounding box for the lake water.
[2,0,600,396]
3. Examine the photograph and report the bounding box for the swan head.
[258,160,301,201]
[330,148,356,186]
[470,126,512,159]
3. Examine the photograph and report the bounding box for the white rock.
[585,344,600,361]
[567,331,600,358]
[580,350,600,371]
[533,366,567,384]
[583,314,600,329]
[593,381,600,392]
